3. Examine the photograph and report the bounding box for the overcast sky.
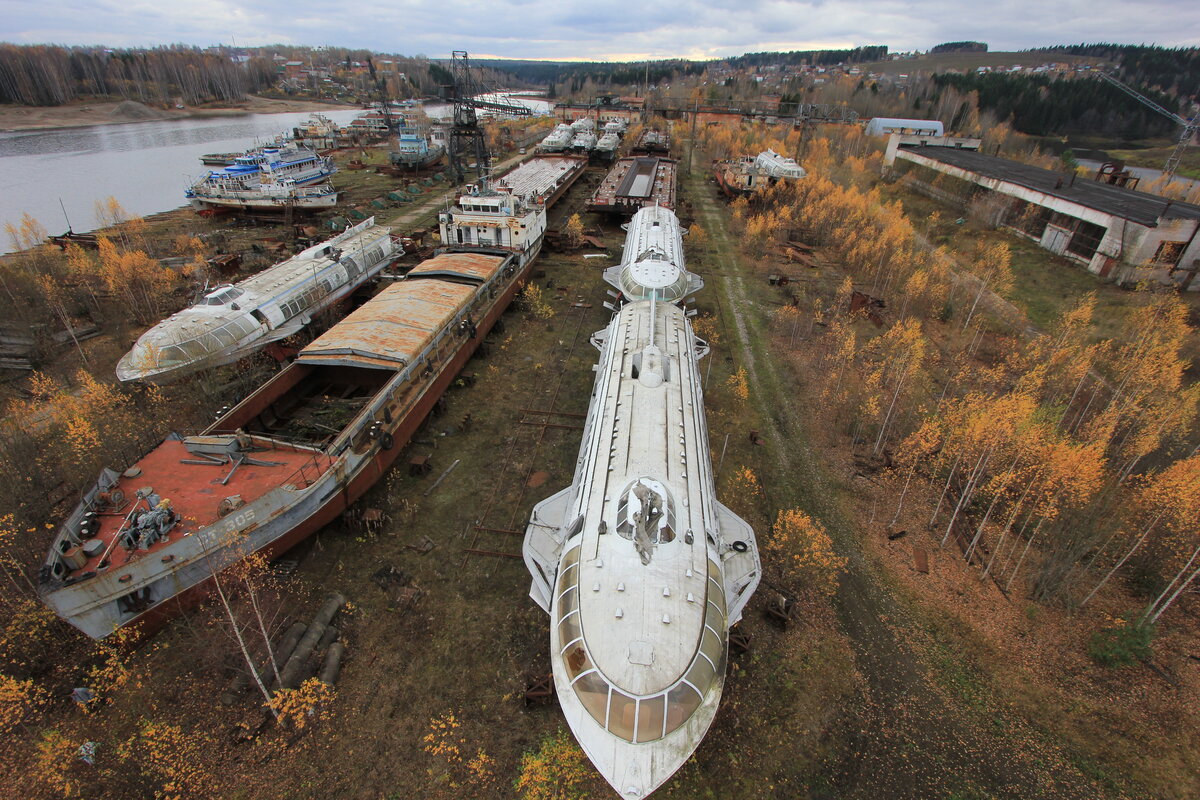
[2,0,1197,60]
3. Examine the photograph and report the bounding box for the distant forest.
[0,44,276,106]
[930,41,988,54]
[473,58,707,94]
[725,46,888,67]
[1040,43,1200,98]
[931,71,1184,138]
[476,46,888,96]
[0,44,469,107]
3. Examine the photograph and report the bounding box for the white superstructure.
[524,206,759,799]
[117,219,401,382]
[596,132,621,156]
[572,131,598,152]
[540,124,574,152]
[604,205,704,302]
[754,148,807,180]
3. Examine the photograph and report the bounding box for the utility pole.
[687,99,698,175]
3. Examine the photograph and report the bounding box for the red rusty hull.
[51,242,539,640]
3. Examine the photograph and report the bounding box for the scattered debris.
[913,547,930,574]
[765,592,796,628]
[523,672,555,706]
[360,508,389,534]
[423,458,461,496]
[403,535,435,555]
[849,290,887,327]
[371,565,410,591]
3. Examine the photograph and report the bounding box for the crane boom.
[1096,71,1197,181]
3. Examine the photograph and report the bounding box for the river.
[0,109,363,253]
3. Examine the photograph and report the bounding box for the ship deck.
[495,156,587,203]
[66,437,332,577]
[589,157,677,214]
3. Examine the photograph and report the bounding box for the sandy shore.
[0,95,355,132]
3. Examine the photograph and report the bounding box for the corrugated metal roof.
[406,252,507,283]
[900,146,1200,226]
[299,279,474,369]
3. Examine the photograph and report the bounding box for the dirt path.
[685,167,1116,800]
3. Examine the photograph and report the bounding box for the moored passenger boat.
[524,206,759,798]
[117,218,403,384]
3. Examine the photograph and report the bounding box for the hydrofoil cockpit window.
[205,286,245,306]
[615,477,675,544]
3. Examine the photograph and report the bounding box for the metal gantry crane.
[1096,71,1198,182]
[443,50,532,185]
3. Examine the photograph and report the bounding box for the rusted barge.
[38,248,533,639]
[588,156,677,216]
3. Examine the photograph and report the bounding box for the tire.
[732,540,749,553]
[379,432,395,450]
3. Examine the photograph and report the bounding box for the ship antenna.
[58,198,73,234]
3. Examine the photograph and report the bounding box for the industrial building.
[889,143,1200,290]
[865,117,945,137]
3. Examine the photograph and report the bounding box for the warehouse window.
[1067,220,1106,260]
[1153,241,1187,266]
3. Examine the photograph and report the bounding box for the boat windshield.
[555,544,727,744]
[204,287,245,306]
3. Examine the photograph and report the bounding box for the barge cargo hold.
[39,249,532,639]
[589,157,677,216]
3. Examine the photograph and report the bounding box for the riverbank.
[0,95,354,132]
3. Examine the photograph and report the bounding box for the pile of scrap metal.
[221,592,348,707]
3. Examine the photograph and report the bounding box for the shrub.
[1087,620,1154,668]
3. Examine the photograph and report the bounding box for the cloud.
[2,0,1198,59]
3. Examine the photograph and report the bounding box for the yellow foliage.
[767,508,846,596]
[725,367,749,407]
[0,598,57,674]
[562,214,585,248]
[0,673,44,733]
[268,677,335,731]
[422,711,463,763]
[520,282,555,320]
[513,729,593,800]
[691,312,720,346]
[729,465,762,500]
[35,729,84,798]
[117,720,213,800]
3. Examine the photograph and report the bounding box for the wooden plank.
[913,546,929,574]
